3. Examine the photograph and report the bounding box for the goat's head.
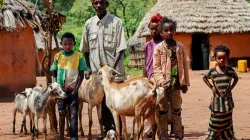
[25,88,33,98]
[97,65,121,84]
[156,87,165,105]
[48,82,67,98]
[106,129,117,140]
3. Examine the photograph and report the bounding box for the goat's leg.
[121,116,128,140]
[143,122,152,136]
[139,116,145,139]
[24,114,28,135]
[34,116,39,140]
[96,104,104,138]
[88,104,93,140]
[29,114,32,134]
[150,114,157,140]
[20,114,27,136]
[48,99,58,133]
[43,116,48,140]
[13,109,17,134]
[130,117,135,140]
[135,115,141,140]
[78,102,84,136]
[30,113,35,140]
[112,112,121,140]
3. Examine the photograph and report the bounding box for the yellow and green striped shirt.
[50,50,88,89]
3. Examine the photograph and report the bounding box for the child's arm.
[153,46,169,88]
[143,44,148,77]
[203,74,216,93]
[230,69,239,91]
[50,55,58,83]
[72,54,88,95]
[52,71,57,82]
[71,71,84,95]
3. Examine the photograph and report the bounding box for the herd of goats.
[12,65,170,140]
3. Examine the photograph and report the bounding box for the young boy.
[50,32,88,140]
[203,45,238,140]
[153,17,190,140]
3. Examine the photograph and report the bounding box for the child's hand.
[85,69,92,80]
[211,87,216,93]
[181,85,188,93]
[226,86,232,94]
[160,80,170,89]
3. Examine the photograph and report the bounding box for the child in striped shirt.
[203,45,239,140]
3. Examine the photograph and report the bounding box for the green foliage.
[108,0,153,38]
[0,0,3,8]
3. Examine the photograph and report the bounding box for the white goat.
[97,65,164,140]
[104,129,117,140]
[28,82,67,140]
[13,88,33,136]
[78,73,104,139]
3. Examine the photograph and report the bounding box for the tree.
[108,0,154,38]
[0,0,3,8]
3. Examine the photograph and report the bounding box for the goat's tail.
[148,77,157,92]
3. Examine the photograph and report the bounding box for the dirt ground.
[1,70,250,140]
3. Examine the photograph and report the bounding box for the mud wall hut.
[0,0,44,96]
[129,0,250,70]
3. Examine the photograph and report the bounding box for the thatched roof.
[0,0,44,31]
[127,32,146,47]
[136,0,250,37]
[34,31,62,50]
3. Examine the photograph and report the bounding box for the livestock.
[104,129,117,140]
[97,65,165,140]
[27,82,67,140]
[13,88,33,136]
[130,86,167,139]
[78,73,104,139]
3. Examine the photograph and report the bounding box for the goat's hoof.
[20,131,24,137]
[80,131,84,137]
[96,136,103,140]
[88,135,92,140]
[129,135,134,140]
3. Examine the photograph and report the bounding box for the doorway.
[191,34,210,70]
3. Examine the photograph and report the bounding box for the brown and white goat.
[77,73,104,139]
[97,65,164,140]
[13,88,33,136]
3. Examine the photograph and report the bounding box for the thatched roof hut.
[129,0,250,70]
[0,0,44,31]
[127,31,146,68]
[0,0,60,96]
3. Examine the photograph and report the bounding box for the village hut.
[0,0,62,96]
[128,0,250,70]
[34,31,63,76]
[127,32,146,68]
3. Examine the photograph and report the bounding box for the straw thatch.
[34,31,62,50]
[0,0,44,31]
[136,0,250,37]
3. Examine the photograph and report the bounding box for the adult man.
[80,0,127,137]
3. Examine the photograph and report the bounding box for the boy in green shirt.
[51,32,88,140]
